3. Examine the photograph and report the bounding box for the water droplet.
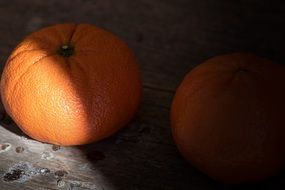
[20,136,28,141]
[41,152,54,160]
[54,170,68,178]
[3,169,24,182]
[0,143,11,153]
[15,147,24,153]
[2,162,39,183]
[70,180,81,187]
[57,179,65,187]
[52,145,61,151]
[39,168,50,175]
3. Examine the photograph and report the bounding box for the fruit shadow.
[0,102,27,137]
[78,2,285,189]
[78,3,285,189]
[0,1,285,189]
[73,98,285,190]
[212,172,285,190]
[75,105,205,190]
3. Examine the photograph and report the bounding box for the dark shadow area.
[170,0,285,87]
[80,1,285,189]
[0,1,285,190]
[0,114,26,137]
[0,99,27,137]
[211,171,285,190]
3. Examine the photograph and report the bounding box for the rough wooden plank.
[1,89,285,190]
[0,0,285,190]
[0,89,208,190]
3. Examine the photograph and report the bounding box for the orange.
[0,23,141,145]
[171,53,285,184]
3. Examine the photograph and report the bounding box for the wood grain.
[0,0,285,189]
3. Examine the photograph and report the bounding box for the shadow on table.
[0,106,26,137]
[1,0,285,190]
[78,1,285,189]
[214,172,285,190]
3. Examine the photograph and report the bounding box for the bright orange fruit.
[1,23,141,145]
[171,53,285,183]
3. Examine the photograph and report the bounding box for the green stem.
[58,45,74,57]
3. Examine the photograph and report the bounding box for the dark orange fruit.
[171,53,285,183]
[1,23,141,145]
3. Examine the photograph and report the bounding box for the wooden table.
[0,0,285,189]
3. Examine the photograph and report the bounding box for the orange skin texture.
[0,23,141,145]
[171,53,285,184]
